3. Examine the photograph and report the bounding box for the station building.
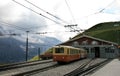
[60,35,120,58]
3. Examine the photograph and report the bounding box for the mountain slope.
[73,21,120,44]
[0,37,25,63]
[0,36,61,64]
[0,26,61,64]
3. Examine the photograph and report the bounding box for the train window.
[69,49,80,54]
[67,49,69,54]
[74,49,77,54]
[55,48,64,53]
[73,50,75,54]
[70,49,74,54]
[77,50,78,54]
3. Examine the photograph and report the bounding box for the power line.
[12,0,85,33]
[25,0,69,24]
[84,0,116,18]
[64,0,86,32]
[12,0,65,25]
[0,20,80,36]
[13,0,81,33]
[0,20,34,32]
[65,0,76,23]
[68,0,116,33]
[98,0,115,13]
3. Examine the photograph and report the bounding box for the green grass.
[30,48,53,61]
[73,21,120,44]
[29,55,41,61]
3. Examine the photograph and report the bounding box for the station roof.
[60,34,118,46]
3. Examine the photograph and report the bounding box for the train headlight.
[62,57,64,59]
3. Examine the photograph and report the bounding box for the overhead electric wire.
[64,0,85,32]
[0,22,41,33]
[0,20,28,32]
[12,0,86,33]
[12,0,64,25]
[99,0,115,13]
[0,20,78,36]
[25,0,69,24]
[70,0,115,33]
[65,0,76,24]
[0,19,51,34]
[13,0,80,33]
[0,20,55,36]
[85,0,115,18]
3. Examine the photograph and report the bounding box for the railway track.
[64,58,112,76]
[0,59,53,71]
[12,64,60,76]
[0,59,55,76]
[0,58,111,76]
[79,59,112,76]
[26,58,92,76]
[12,59,91,76]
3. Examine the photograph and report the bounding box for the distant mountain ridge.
[73,21,120,44]
[0,26,61,64]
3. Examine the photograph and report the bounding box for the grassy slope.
[29,56,40,61]
[30,48,53,61]
[74,21,120,44]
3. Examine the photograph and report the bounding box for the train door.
[95,47,100,58]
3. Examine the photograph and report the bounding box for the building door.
[95,47,100,58]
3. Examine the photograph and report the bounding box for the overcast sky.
[0,0,120,41]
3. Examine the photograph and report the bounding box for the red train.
[53,45,87,63]
[40,52,53,60]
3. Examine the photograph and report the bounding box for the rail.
[0,59,53,71]
[12,64,60,76]
[64,58,111,76]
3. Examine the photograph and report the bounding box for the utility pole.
[26,31,29,61]
[118,30,120,45]
[38,47,40,60]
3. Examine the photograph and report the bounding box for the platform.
[91,58,120,76]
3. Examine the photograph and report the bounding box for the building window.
[105,48,109,53]
[110,49,114,53]
[105,48,114,53]
[72,41,79,46]
[82,40,88,45]
[91,41,98,45]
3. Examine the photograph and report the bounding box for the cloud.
[1,0,120,41]
[13,13,47,32]
[0,0,25,22]
[102,0,120,15]
[0,0,48,33]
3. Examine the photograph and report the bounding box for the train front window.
[55,48,64,53]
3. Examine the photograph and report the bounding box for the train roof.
[53,45,85,50]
